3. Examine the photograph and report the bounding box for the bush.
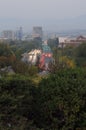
[37,68,86,129]
[0,75,36,129]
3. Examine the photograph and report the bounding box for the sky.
[0,0,86,32]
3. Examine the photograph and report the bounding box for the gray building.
[15,27,23,40]
[1,30,15,40]
[32,26,43,39]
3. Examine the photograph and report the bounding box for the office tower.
[32,26,43,39]
[16,27,23,40]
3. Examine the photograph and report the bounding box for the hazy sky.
[0,0,86,31]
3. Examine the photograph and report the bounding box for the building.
[39,42,53,70]
[21,49,42,65]
[21,41,53,71]
[59,35,86,48]
[15,27,23,40]
[32,26,43,40]
[1,30,15,40]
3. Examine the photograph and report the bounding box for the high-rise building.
[15,27,23,40]
[32,26,43,39]
[1,30,15,40]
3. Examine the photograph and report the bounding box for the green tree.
[12,60,38,76]
[0,43,14,57]
[74,43,86,66]
[36,68,86,130]
[0,75,36,129]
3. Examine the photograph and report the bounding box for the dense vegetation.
[0,40,86,129]
[9,40,42,59]
[0,68,86,129]
[61,43,86,67]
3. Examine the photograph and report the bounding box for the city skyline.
[0,0,86,31]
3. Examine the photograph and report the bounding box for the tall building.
[32,26,43,39]
[1,30,15,40]
[15,27,23,40]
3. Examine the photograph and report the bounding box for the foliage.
[0,75,36,129]
[74,43,86,66]
[62,46,75,58]
[0,40,41,76]
[37,68,86,130]
[59,43,86,67]
[0,68,86,129]
[0,43,16,68]
[0,40,86,129]
[12,60,38,76]
[0,43,14,57]
[47,38,59,52]
[48,55,76,74]
[75,43,86,57]
[10,40,42,59]
[59,56,76,68]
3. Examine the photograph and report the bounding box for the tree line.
[0,40,86,129]
[0,68,86,130]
